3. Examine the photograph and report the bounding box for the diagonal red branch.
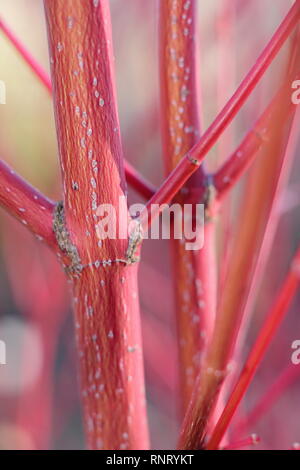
[206,246,300,450]
[44,0,149,449]
[158,0,217,414]
[125,161,156,199]
[0,159,57,248]
[214,74,298,201]
[140,1,300,230]
[0,16,155,200]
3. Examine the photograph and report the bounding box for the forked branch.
[140,1,300,230]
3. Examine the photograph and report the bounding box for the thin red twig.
[44,0,149,449]
[0,159,57,248]
[158,0,217,413]
[214,76,298,200]
[206,246,300,450]
[140,1,300,230]
[0,16,154,200]
[177,22,300,451]
[125,161,155,199]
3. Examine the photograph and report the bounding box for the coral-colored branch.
[216,0,236,166]
[233,363,300,437]
[177,26,300,451]
[0,17,153,200]
[125,161,155,199]
[206,246,300,450]
[0,159,56,248]
[44,0,149,449]
[158,0,216,413]
[140,1,300,229]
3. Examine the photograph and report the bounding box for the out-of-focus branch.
[44,0,149,449]
[140,1,300,230]
[158,0,217,412]
[0,17,52,93]
[125,161,155,199]
[0,159,57,248]
[214,75,298,200]
[233,363,300,438]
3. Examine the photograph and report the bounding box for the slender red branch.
[0,159,56,248]
[222,434,260,451]
[125,161,155,199]
[44,0,149,449]
[206,246,300,450]
[216,0,236,166]
[215,0,237,318]
[0,17,52,93]
[140,1,300,230]
[206,31,300,446]
[0,16,154,200]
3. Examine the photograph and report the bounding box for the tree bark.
[44,0,149,449]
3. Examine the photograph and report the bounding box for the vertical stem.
[159,0,217,412]
[44,0,149,449]
[233,363,300,438]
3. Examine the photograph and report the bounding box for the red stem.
[158,0,217,412]
[0,17,52,93]
[222,434,260,451]
[0,159,56,248]
[44,0,149,449]
[140,1,300,229]
[125,161,155,199]
[206,246,300,450]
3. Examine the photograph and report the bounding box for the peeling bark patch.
[125,220,143,264]
[53,201,83,275]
